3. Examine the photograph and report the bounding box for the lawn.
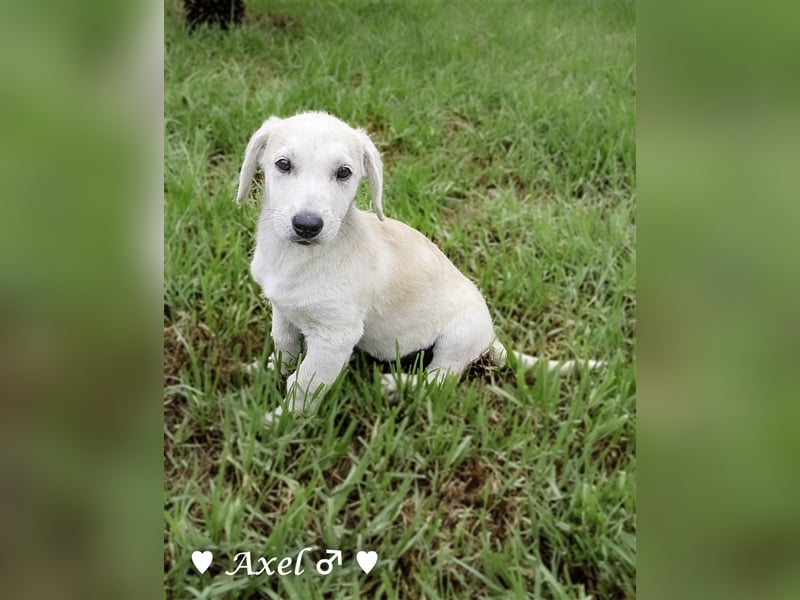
[164,1,635,598]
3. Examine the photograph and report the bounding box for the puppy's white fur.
[236,112,600,422]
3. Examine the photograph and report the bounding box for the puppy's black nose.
[291,212,324,239]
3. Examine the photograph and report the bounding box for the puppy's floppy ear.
[235,117,280,204]
[358,129,385,220]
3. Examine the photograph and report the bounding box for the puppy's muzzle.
[291,211,324,243]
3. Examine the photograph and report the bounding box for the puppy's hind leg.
[489,340,604,375]
[381,304,495,395]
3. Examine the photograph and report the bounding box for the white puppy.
[236,111,600,422]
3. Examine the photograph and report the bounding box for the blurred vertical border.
[639,0,800,598]
[2,0,800,597]
[0,0,163,598]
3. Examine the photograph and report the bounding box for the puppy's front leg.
[268,307,301,375]
[266,332,360,424]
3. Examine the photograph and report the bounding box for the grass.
[164,1,635,598]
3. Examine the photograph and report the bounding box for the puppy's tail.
[489,340,605,375]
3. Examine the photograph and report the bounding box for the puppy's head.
[235,111,384,245]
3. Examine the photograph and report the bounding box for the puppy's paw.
[380,373,401,399]
[242,356,293,375]
[264,402,316,427]
[241,359,263,375]
[264,404,285,426]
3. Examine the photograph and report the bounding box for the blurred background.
[0,0,798,598]
[638,1,800,598]
[0,1,162,599]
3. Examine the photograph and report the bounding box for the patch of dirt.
[464,350,501,384]
[566,555,605,599]
[536,534,626,597]
[163,327,187,391]
[194,431,225,484]
[591,435,631,474]
[164,412,224,504]
[439,456,491,511]
[267,12,302,31]
[163,396,187,485]
[395,548,425,594]
[437,455,516,544]
[394,545,484,597]
[441,111,476,135]
[164,396,186,436]
[163,308,268,400]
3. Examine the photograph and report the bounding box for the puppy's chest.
[252,252,360,325]
[270,282,358,335]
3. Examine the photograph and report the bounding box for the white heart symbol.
[356,550,378,574]
[191,550,213,574]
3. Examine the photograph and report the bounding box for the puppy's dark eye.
[275,158,292,173]
[336,166,352,181]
